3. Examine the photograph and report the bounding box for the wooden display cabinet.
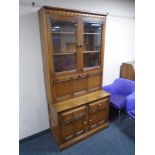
[38,6,110,149]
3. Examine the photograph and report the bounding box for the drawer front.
[60,106,87,142]
[88,99,108,129]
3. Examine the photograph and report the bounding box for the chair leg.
[118,109,121,126]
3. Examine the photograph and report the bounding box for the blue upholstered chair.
[103,78,135,125]
[126,92,135,119]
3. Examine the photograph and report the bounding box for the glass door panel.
[83,22,102,68]
[53,54,76,72]
[51,20,77,72]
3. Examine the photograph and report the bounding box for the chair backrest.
[113,78,135,96]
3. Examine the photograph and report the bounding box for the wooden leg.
[118,109,121,126]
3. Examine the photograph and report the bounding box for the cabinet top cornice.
[39,6,107,19]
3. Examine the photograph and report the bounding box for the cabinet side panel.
[48,102,62,144]
[38,9,52,102]
[101,18,106,86]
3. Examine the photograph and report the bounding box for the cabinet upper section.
[38,6,106,77]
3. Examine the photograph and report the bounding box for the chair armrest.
[126,92,135,101]
[126,92,135,111]
[102,84,115,94]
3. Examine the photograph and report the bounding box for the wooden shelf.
[53,52,76,55]
[83,51,99,53]
[52,32,75,34]
[84,33,101,35]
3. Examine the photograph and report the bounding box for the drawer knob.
[84,121,87,125]
[89,120,92,122]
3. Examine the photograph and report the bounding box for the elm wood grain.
[100,18,106,87]
[38,9,53,103]
[87,71,102,91]
[60,106,87,142]
[54,90,110,113]
[88,99,108,130]
[54,77,71,101]
[38,7,108,149]
[48,102,61,144]
[40,6,107,18]
[53,70,102,102]
[59,122,109,150]
[56,96,110,147]
[71,75,87,97]
[53,69,102,80]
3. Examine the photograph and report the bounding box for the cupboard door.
[54,78,71,102]
[71,74,87,97]
[82,22,102,69]
[88,101,99,129]
[87,71,102,92]
[61,106,87,142]
[98,99,109,125]
[88,99,108,130]
[50,19,79,73]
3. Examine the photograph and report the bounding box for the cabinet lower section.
[59,122,109,149]
[49,91,110,150]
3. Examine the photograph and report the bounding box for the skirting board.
[19,129,50,144]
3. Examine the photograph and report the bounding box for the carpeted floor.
[19,111,135,155]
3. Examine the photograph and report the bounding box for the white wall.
[19,6,49,139]
[19,0,135,139]
[103,16,135,85]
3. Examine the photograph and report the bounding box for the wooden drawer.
[89,99,108,113]
[61,106,87,124]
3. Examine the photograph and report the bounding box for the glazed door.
[49,16,81,75]
[61,106,87,142]
[81,18,104,71]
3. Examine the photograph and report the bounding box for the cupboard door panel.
[71,75,87,96]
[98,99,109,125]
[88,99,108,130]
[88,72,101,92]
[61,106,87,141]
[54,78,71,102]
[88,101,99,129]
